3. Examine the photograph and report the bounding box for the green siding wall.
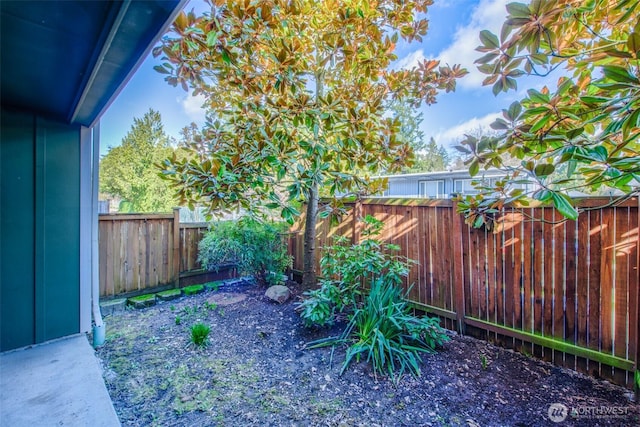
[1,109,81,351]
[1,110,36,349]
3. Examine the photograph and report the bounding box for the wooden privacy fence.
[98,209,209,297]
[287,197,640,389]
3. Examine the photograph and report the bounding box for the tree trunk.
[302,182,319,287]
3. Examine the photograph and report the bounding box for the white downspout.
[92,122,105,347]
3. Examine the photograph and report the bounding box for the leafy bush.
[298,215,413,327]
[198,218,292,286]
[190,323,210,348]
[297,286,336,327]
[300,215,449,381]
[309,279,449,382]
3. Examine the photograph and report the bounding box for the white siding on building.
[377,169,537,199]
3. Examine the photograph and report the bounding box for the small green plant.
[175,315,182,325]
[190,323,211,348]
[170,305,176,312]
[198,218,292,286]
[297,288,335,327]
[203,301,218,311]
[182,305,199,316]
[480,355,488,370]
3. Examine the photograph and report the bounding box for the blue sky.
[100,0,546,157]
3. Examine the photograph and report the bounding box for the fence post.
[173,207,181,288]
[636,196,640,397]
[451,201,466,334]
[352,199,362,245]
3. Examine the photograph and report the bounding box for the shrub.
[190,323,210,348]
[297,286,335,327]
[198,218,292,286]
[298,215,413,327]
[309,279,449,382]
[300,215,449,381]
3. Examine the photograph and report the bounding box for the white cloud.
[436,0,510,89]
[433,111,502,146]
[393,49,426,70]
[180,93,207,122]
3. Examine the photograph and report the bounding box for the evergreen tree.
[100,109,178,212]
[407,137,450,173]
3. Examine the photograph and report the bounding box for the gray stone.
[127,294,157,309]
[265,285,291,303]
[99,298,127,316]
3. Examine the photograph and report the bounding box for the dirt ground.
[96,279,638,427]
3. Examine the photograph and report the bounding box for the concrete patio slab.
[1,334,120,426]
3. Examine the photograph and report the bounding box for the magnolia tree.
[154,0,466,286]
[457,0,640,227]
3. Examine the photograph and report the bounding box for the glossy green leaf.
[527,89,549,104]
[565,127,584,140]
[206,31,218,47]
[534,163,555,177]
[622,108,640,139]
[602,65,639,84]
[533,189,553,202]
[580,96,610,104]
[629,32,640,56]
[551,192,578,220]
[530,114,551,133]
[221,50,231,64]
[506,2,531,18]
[479,30,500,49]
[153,65,170,74]
[506,101,522,120]
[492,79,503,96]
[469,159,480,176]
[475,52,499,64]
[490,118,510,130]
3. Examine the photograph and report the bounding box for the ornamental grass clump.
[300,215,449,381]
[190,323,211,348]
[309,279,448,382]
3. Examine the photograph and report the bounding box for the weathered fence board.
[99,211,178,297]
[179,223,209,272]
[286,197,639,389]
[99,211,210,298]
